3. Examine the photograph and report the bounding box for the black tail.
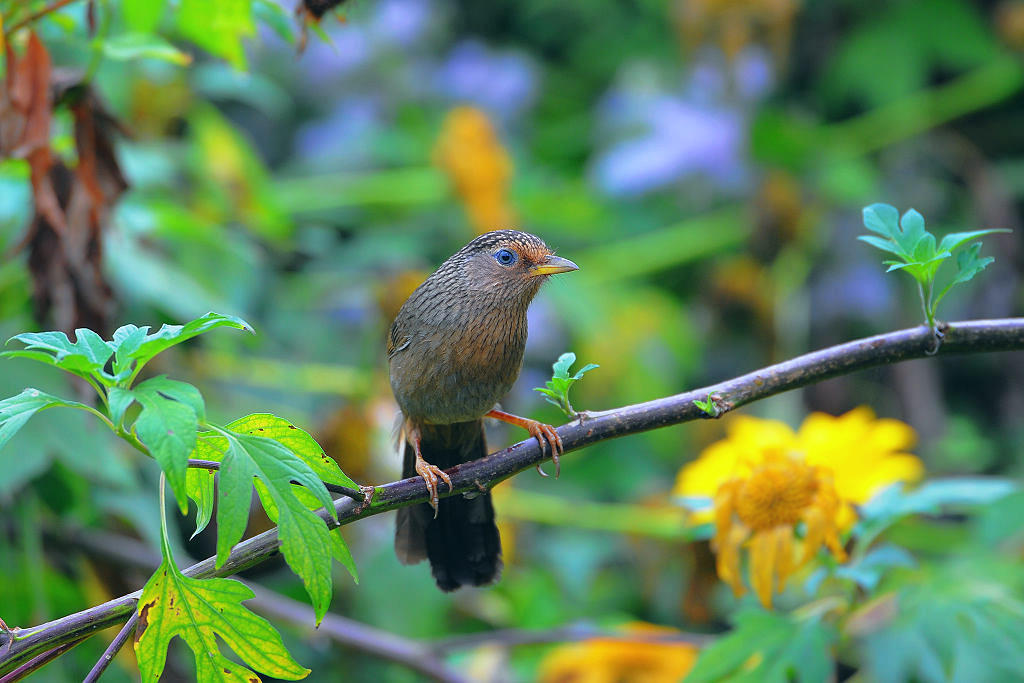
[394,420,502,591]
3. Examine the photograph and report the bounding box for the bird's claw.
[415,458,452,518]
[529,421,563,479]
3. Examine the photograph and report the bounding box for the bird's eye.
[494,248,518,266]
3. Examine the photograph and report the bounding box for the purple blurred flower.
[436,40,538,120]
[592,95,745,197]
[369,0,432,47]
[296,97,382,167]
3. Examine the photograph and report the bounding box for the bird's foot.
[484,409,563,478]
[414,454,452,518]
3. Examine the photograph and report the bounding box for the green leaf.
[551,352,577,379]
[134,381,201,514]
[938,228,1011,254]
[686,610,836,683]
[102,33,191,66]
[857,234,905,256]
[228,414,356,489]
[951,242,996,286]
[898,209,928,255]
[185,467,216,539]
[0,388,90,452]
[108,387,135,426]
[122,0,166,32]
[135,559,309,682]
[253,0,295,44]
[111,324,149,377]
[863,203,900,238]
[229,415,359,585]
[127,312,252,379]
[138,376,206,422]
[533,352,599,418]
[3,329,116,384]
[207,425,337,623]
[177,0,255,70]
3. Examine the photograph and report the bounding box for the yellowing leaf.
[134,559,309,682]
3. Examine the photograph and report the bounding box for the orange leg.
[486,409,564,478]
[408,424,453,517]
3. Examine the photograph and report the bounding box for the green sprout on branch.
[693,394,720,417]
[859,203,1009,329]
[535,352,599,418]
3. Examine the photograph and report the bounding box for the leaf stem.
[3,0,84,37]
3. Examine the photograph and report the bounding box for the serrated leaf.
[937,228,1011,254]
[211,427,337,623]
[3,330,116,384]
[0,388,89,452]
[128,312,252,377]
[135,384,200,514]
[103,33,191,66]
[863,203,900,237]
[228,414,356,489]
[229,415,359,585]
[686,610,836,683]
[135,557,308,682]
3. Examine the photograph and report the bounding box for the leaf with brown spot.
[135,554,308,682]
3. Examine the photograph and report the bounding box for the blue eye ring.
[494,248,518,266]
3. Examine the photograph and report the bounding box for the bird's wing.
[386,320,411,358]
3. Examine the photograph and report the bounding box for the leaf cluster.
[534,352,599,418]
[0,312,359,681]
[859,204,1008,327]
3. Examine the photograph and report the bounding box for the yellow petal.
[749,529,779,608]
[773,525,795,587]
[800,506,826,567]
[717,525,748,597]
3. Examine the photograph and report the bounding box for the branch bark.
[2,318,1022,674]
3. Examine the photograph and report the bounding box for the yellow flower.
[673,408,923,607]
[538,622,699,683]
[433,106,516,234]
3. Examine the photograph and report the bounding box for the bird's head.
[455,230,578,302]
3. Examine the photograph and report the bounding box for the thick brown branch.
[3,318,1022,673]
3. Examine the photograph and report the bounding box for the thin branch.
[4,0,85,37]
[0,637,87,683]
[3,319,1023,674]
[82,613,137,683]
[187,459,366,501]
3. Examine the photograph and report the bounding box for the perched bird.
[388,230,578,591]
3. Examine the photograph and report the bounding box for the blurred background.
[1,0,1024,680]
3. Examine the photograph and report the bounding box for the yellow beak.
[529,255,579,277]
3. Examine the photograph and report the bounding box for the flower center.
[733,456,819,531]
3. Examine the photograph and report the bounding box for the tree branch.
[3,318,1022,673]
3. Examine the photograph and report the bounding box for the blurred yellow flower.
[538,623,699,683]
[674,408,923,607]
[433,106,516,234]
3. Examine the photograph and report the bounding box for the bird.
[387,230,578,591]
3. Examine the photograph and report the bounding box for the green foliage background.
[1,0,1023,680]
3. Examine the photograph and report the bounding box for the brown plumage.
[388,230,578,591]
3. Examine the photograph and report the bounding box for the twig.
[246,584,467,683]
[3,319,1023,674]
[4,0,85,37]
[82,612,137,683]
[57,528,466,682]
[187,459,365,501]
[0,637,87,682]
